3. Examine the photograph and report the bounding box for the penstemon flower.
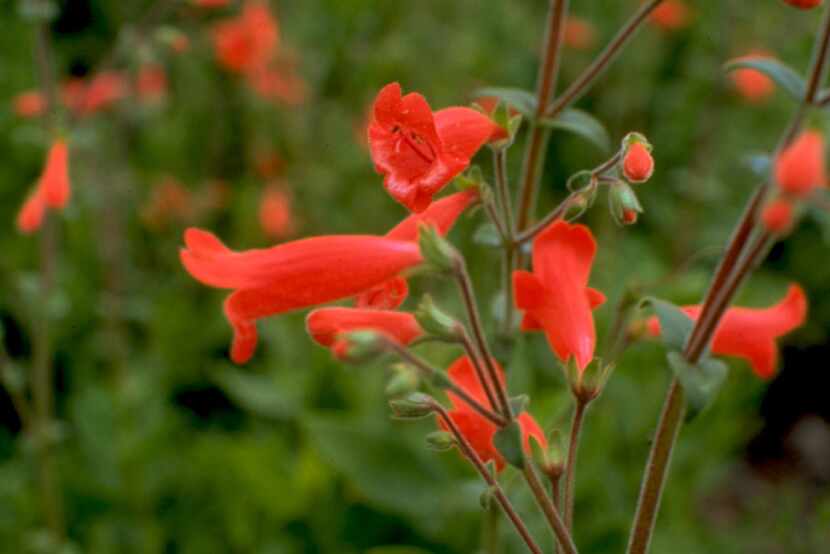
[514,221,605,372]
[774,130,827,198]
[179,229,423,363]
[647,285,807,379]
[306,308,423,360]
[368,82,500,212]
[16,138,71,234]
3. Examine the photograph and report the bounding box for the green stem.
[522,462,578,554]
[563,398,588,532]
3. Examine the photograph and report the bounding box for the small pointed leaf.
[472,87,537,117]
[540,108,611,152]
[493,421,524,469]
[667,352,728,421]
[643,297,694,352]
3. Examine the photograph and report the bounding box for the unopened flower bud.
[425,430,456,451]
[418,223,459,273]
[608,181,644,226]
[621,133,654,184]
[389,392,435,420]
[338,330,387,363]
[415,295,462,340]
[761,198,796,235]
[542,430,566,479]
[385,364,420,397]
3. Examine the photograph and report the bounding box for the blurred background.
[1,0,829,552]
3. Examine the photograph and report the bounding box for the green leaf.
[643,297,694,352]
[472,86,537,117]
[724,57,806,101]
[493,421,524,469]
[667,352,728,421]
[540,108,611,152]
[212,370,298,420]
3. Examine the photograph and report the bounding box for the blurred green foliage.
[1,1,829,553]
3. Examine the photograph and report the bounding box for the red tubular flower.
[213,1,278,74]
[180,229,423,363]
[40,139,70,209]
[647,285,808,379]
[563,16,596,50]
[513,221,605,372]
[355,190,479,309]
[13,90,47,118]
[259,183,296,239]
[368,83,500,212]
[16,188,47,234]
[649,0,691,30]
[731,52,776,104]
[306,307,423,359]
[783,0,823,9]
[774,130,826,198]
[622,142,654,183]
[761,198,795,234]
[440,356,546,471]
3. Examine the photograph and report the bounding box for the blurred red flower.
[368,82,501,212]
[179,229,423,363]
[12,90,47,118]
[649,0,691,31]
[730,51,776,104]
[259,183,296,239]
[212,1,278,74]
[440,356,547,471]
[563,16,596,50]
[514,221,605,372]
[137,64,169,103]
[647,285,808,379]
[16,139,71,234]
[774,130,826,198]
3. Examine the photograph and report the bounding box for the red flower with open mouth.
[16,139,71,234]
[180,229,423,363]
[368,83,500,212]
[441,356,547,471]
[513,221,605,372]
[306,307,423,359]
[356,189,479,309]
[647,284,807,379]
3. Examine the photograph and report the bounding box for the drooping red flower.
[180,229,423,363]
[13,90,47,118]
[306,307,423,359]
[212,1,278,74]
[15,139,70,234]
[783,0,823,9]
[774,130,826,198]
[368,83,501,212]
[647,285,808,379]
[563,16,596,50]
[622,141,654,183]
[136,64,168,103]
[649,0,691,30]
[514,221,605,372]
[761,198,795,234]
[731,52,776,104]
[259,183,296,239]
[355,189,479,309]
[440,356,547,471]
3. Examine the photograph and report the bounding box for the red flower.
[212,1,278,74]
[355,189,479,309]
[180,229,423,363]
[306,307,423,359]
[761,198,795,234]
[783,0,823,9]
[13,90,47,118]
[774,130,826,198]
[649,0,691,30]
[259,183,296,239]
[731,52,776,104]
[78,72,128,116]
[136,64,168,103]
[563,16,596,50]
[15,139,70,234]
[247,66,307,105]
[368,83,500,212]
[622,141,654,183]
[647,285,808,379]
[514,221,605,372]
[440,356,547,471]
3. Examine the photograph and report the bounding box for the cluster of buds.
[608,132,654,226]
[764,129,827,235]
